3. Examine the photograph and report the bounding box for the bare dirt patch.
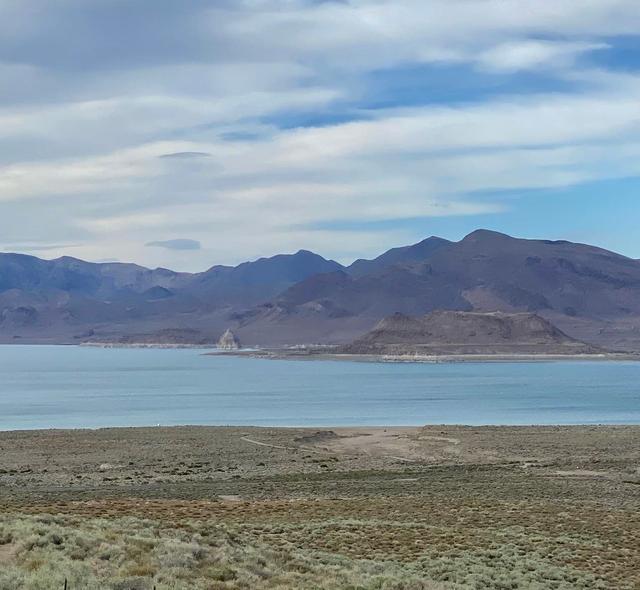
[318,427,425,462]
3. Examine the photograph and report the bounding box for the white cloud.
[1,1,640,268]
[1,76,639,268]
[476,40,608,72]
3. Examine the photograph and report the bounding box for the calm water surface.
[1,345,639,430]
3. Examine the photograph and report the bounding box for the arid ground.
[1,425,639,589]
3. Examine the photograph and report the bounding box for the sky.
[1,0,639,271]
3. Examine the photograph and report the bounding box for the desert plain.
[0,425,639,589]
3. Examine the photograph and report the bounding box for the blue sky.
[314,182,640,255]
[0,1,639,270]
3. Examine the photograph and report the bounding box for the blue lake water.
[0,345,639,430]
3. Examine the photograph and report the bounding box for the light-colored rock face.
[218,329,240,350]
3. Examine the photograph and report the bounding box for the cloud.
[159,152,211,159]
[146,239,202,250]
[475,40,609,73]
[1,1,640,269]
[2,78,640,269]
[1,243,81,252]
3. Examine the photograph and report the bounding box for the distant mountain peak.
[462,229,513,242]
[418,235,449,244]
[348,234,452,277]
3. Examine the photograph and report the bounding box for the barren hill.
[342,311,600,356]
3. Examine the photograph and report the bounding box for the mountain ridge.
[347,236,452,277]
[1,230,640,350]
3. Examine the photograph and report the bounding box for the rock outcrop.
[217,329,240,350]
[341,311,600,355]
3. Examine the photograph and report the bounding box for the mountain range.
[1,230,640,351]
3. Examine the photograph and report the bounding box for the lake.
[0,345,639,430]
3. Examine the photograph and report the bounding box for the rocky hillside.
[234,230,640,351]
[342,311,599,355]
[0,250,343,344]
[1,230,640,350]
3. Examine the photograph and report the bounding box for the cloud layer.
[146,239,202,251]
[0,0,639,269]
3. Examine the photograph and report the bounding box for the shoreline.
[210,349,640,363]
[2,342,639,362]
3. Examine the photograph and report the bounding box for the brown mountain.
[0,250,343,344]
[231,230,640,350]
[1,230,640,350]
[183,250,343,306]
[341,311,599,355]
